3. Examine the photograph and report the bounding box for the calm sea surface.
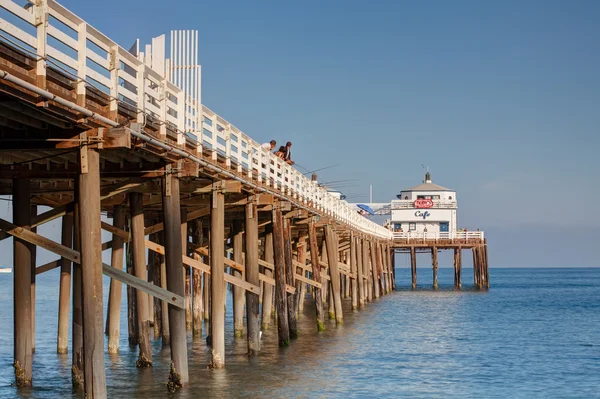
[0,267,598,398]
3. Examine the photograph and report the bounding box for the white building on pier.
[390,172,457,234]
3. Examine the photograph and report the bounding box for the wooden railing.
[391,200,457,209]
[392,231,484,241]
[0,0,392,239]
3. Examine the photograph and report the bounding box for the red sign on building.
[414,199,433,208]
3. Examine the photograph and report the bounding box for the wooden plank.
[294,273,322,289]
[102,262,184,309]
[35,259,60,275]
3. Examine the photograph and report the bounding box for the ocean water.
[0,267,598,398]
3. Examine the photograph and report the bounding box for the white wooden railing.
[392,231,484,241]
[391,200,457,209]
[0,0,392,239]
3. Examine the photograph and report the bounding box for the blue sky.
[3,0,600,267]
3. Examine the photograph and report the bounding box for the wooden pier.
[392,235,490,289]
[0,1,398,396]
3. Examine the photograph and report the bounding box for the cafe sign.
[414,199,433,208]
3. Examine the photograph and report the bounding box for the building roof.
[402,181,452,192]
[400,172,453,192]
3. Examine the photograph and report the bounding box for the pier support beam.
[232,219,245,338]
[261,225,274,329]
[162,171,189,385]
[410,247,417,289]
[159,232,170,347]
[283,219,298,338]
[245,200,260,354]
[130,193,152,368]
[30,205,36,353]
[484,240,490,288]
[272,208,290,346]
[295,234,307,314]
[308,220,325,331]
[362,239,371,302]
[57,213,73,354]
[356,235,365,307]
[191,219,203,338]
[324,225,343,324]
[210,187,225,367]
[107,206,125,354]
[350,233,358,310]
[453,248,462,289]
[432,246,438,289]
[370,241,379,299]
[79,148,107,398]
[13,179,32,387]
[72,199,83,389]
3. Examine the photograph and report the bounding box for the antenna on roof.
[421,164,431,183]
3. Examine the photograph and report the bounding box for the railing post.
[34,0,48,90]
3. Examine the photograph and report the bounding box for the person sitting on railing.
[283,141,294,165]
[274,146,286,159]
[262,140,277,151]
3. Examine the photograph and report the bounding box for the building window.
[404,196,408,200]
[409,222,416,231]
[204,117,213,126]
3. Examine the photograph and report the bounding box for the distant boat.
[0,267,12,274]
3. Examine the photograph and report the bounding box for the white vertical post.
[34,0,48,89]
[76,22,87,107]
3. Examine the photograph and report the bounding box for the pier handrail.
[392,231,484,241]
[391,200,457,209]
[0,0,392,239]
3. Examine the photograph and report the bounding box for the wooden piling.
[130,193,152,368]
[150,232,162,339]
[78,148,106,398]
[453,248,462,288]
[410,246,417,289]
[245,200,260,354]
[272,208,290,346]
[308,220,325,331]
[296,234,307,314]
[432,246,438,289]
[370,241,380,299]
[191,219,203,338]
[72,198,83,389]
[350,233,358,310]
[261,225,275,329]
[107,206,125,354]
[484,241,490,288]
[13,179,32,387]
[232,219,245,338]
[324,225,343,324]
[391,247,396,290]
[182,209,191,332]
[162,172,189,385]
[126,234,138,346]
[30,205,36,353]
[210,188,225,368]
[283,219,298,338]
[159,241,170,347]
[362,239,372,302]
[356,235,365,307]
[472,247,479,288]
[57,213,73,354]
